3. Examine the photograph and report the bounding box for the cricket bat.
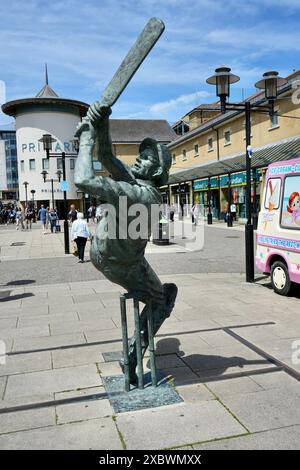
[91,17,165,110]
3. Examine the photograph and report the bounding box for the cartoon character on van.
[287,192,300,225]
[256,157,300,295]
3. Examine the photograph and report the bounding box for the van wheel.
[271,261,291,296]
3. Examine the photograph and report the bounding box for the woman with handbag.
[70,212,91,263]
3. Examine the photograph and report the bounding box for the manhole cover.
[11,242,26,246]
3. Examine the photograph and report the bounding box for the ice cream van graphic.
[256,157,300,295]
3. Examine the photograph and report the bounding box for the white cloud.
[149,91,211,115]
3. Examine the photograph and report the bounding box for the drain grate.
[11,242,26,246]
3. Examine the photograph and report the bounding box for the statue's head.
[131,138,172,187]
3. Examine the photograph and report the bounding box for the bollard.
[119,294,158,392]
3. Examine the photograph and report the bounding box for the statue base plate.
[103,373,183,413]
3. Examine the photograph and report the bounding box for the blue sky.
[0,0,299,125]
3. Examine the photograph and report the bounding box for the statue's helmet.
[139,138,172,187]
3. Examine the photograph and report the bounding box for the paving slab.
[159,366,201,385]
[250,371,300,391]
[0,407,56,434]
[193,425,300,450]
[206,375,264,398]
[52,345,104,368]
[220,387,300,432]
[116,401,246,450]
[49,318,116,336]
[0,324,50,340]
[5,364,102,399]
[0,377,7,399]
[13,332,86,352]
[176,383,215,403]
[54,385,104,400]
[0,417,123,449]
[56,398,112,424]
[17,311,79,327]
[0,393,54,409]
[0,317,18,329]
[0,351,52,377]
[0,305,49,317]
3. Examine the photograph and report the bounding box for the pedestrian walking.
[169,204,175,222]
[25,206,34,229]
[191,203,199,225]
[87,204,96,223]
[37,204,48,233]
[48,208,58,233]
[71,212,91,263]
[16,207,25,230]
[45,207,50,230]
[230,203,237,222]
[68,204,78,223]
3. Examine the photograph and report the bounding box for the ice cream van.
[256,157,300,295]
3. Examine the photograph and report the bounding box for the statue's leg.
[129,282,178,356]
[121,282,177,384]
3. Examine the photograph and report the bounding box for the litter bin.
[153,217,169,245]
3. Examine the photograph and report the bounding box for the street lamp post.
[30,189,36,206]
[39,134,79,255]
[207,177,213,224]
[41,170,62,211]
[206,67,287,282]
[23,181,29,206]
[227,173,232,228]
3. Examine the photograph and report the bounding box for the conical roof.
[1,63,89,118]
[35,64,59,98]
[35,84,59,98]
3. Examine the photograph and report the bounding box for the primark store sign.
[21,141,77,153]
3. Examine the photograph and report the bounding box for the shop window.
[208,137,213,151]
[70,159,75,170]
[281,175,300,229]
[42,158,49,170]
[194,144,199,156]
[182,149,187,161]
[264,178,281,211]
[29,159,35,170]
[224,130,231,145]
[57,158,63,170]
[20,160,24,172]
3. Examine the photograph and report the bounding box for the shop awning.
[168,135,300,185]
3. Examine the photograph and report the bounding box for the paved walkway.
[0,273,299,449]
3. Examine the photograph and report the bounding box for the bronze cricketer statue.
[74,18,177,386]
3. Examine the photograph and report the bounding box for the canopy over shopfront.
[168,134,300,185]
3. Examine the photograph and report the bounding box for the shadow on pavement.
[5,280,36,286]
[0,292,35,302]
[152,337,271,384]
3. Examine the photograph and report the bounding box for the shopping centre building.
[166,70,300,221]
